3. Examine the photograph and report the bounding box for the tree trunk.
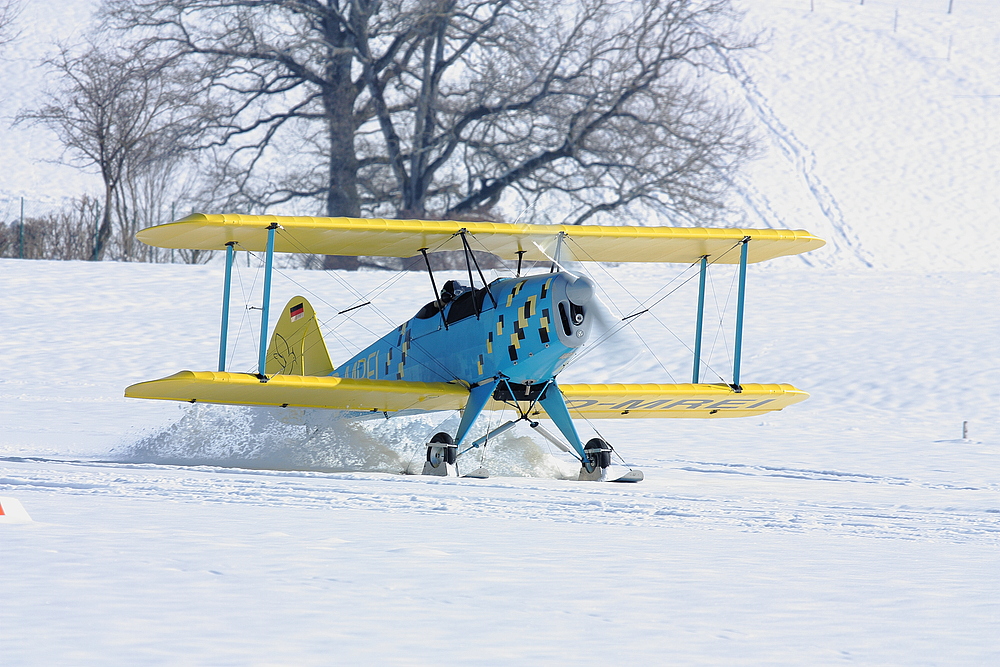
[93,179,114,261]
[322,40,364,271]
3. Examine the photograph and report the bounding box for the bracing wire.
[252,229,464,381]
[235,244,367,368]
[560,242,702,379]
[226,251,250,371]
[558,263,701,373]
[559,239,745,379]
[705,259,740,381]
[275,228,447,332]
[243,243,363,358]
[564,239,662,318]
[621,240,744,320]
[230,246,265,373]
[464,234,521,282]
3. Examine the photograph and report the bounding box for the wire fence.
[0,195,215,263]
[808,0,993,13]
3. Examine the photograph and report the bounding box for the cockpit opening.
[414,280,492,323]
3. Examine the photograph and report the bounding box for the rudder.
[265,296,334,376]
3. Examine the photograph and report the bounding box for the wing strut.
[732,236,750,391]
[219,241,236,372]
[515,250,526,277]
[692,254,708,383]
[458,230,498,311]
[419,248,448,331]
[257,223,279,379]
[459,230,482,318]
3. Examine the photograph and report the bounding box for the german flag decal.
[289,302,305,322]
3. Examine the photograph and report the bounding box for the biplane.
[125,214,824,482]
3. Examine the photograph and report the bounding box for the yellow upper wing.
[135,213,825,264]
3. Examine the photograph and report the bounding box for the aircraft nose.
[565,275,594,305]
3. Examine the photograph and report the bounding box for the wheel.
[584,437,612,470]
[427,432,456,467]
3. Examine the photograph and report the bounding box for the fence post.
[169,202,176,264]
[18,198,24,259]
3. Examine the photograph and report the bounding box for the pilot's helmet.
[440,280,469,303]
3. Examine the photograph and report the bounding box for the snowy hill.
[732,0,1000,270]
[3,0,999,270]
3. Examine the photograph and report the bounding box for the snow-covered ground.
[731,0,1000,271]
[2,258,997,664]
[3,0,1000,664]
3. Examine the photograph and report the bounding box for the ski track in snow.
[2,455,997,546]
[721,50,874,268]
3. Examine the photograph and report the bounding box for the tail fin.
[265,296,334,376]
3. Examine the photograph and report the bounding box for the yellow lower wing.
[125,371,468,413]
[559,383,808,418]
[126,373,807,419]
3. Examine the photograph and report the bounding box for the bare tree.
[103,1,752,224]
[0,0,20,51]
[0,196,101,260]
[18,41,203,260]
[101,0,438,222]
[363,0,754,225]
[98,0,755,269]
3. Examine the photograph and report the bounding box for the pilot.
[440,280,470,304]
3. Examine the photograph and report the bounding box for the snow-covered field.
[3,0,1000,664]
[2,260,997,664]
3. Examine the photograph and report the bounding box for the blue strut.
[258,224,278,378]
[454,382,498,447]
[693,255,707,383]
[219,242,235,372]
[732,237,749,389]
[537,383,586,464]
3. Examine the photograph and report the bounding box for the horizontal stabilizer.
[558,383,808,418]
[125,371,468,413]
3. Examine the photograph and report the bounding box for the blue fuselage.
[331,272,593,387]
